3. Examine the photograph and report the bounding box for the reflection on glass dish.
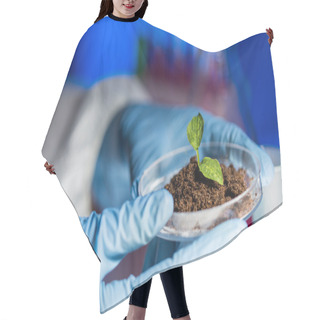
[139,142,262,241]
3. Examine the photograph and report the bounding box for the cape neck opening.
[108,12,139,22]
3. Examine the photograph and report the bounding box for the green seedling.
[187,113,224,185]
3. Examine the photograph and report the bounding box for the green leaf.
[199,157,224,185]
[187,113,204,151]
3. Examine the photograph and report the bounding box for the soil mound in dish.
[164,156,248,213]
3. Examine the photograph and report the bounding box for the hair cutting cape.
[42,13,282,313]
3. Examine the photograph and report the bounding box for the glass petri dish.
[138,142,262,241]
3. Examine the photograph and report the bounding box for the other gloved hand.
[119,102,274,195]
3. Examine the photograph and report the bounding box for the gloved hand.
[79,188,173,279]
[82,102,274,277]
[120,102,274,193]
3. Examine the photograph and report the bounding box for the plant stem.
[196,149,200,166]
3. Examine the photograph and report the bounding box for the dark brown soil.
[164,156,248,213]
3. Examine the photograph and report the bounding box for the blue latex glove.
[79,188,173,280]
[81,102,274,279]
[121,102,274,193]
